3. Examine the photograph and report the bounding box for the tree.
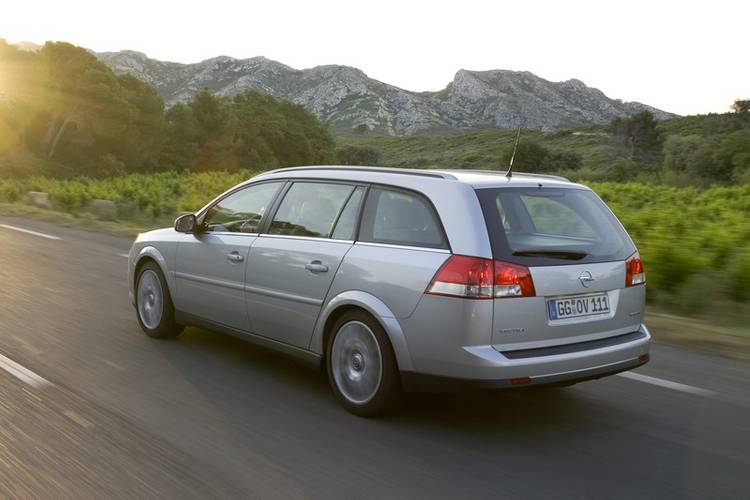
[610,111,663,164]
[158,89,335,171]
[501,138,549,172]
[543,151,583,170]
[662,134,717,178]
[714,131,750,182]
[336,145,380,165]
[352,124,369,135]
[1,40,335,177]
[609,157,639,182]
[731,99,750,114]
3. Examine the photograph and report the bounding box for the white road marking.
[617,371,715,397]
[102,359,125,371]
[64,410,94,429]
[0,352,51,388]
[0,223,61,240]
[118,253,130,258]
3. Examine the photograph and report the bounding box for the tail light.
[426,256,535,299]
[625,251,645,287]
[425,255,494,299]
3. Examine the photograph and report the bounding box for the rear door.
[244,182,364,348]
[476,187,644,350]
[174,181,283,331]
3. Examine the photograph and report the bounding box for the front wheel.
[327,311,401,417]
[135,261,184,338]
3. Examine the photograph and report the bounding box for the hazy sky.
[2,0,747,116]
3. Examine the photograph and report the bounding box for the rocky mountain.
[98,50,675,135]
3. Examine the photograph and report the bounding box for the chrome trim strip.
[258,165,456,180]
[531,356,644,383]
[258,234,354,244]
[201,231,259,237]
[174,272,245,291]
[354,241,451,254]
[244,284,323,306]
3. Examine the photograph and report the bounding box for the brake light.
[625,251,645,287]
[426,256,535,299]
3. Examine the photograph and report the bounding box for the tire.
[326,310,402,417]
[135,261,184,339]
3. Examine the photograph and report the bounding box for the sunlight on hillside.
[0,64,19,153]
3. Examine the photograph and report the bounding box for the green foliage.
[542,150,583,171]
[0,170,256,218]
[352,124,369,135]
[0,41,335,178]
[501,138,549,172]
[662,134,719,181]
[714,130,750,182]
[160,90,335,172]
[731,99,750,114]
[608,157,638,182]
[336,144,381,165]
[500,138,584,172]
[593,182,750,306]
[339,106,749,186]
[610,111,663,164]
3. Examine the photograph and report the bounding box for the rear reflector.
[625,251,646,287]
[494,260,536,298]
[511,377,532,386]
[426,255,535,299]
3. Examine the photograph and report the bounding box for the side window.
[269,182,355,238]
[360,188,447,248]
[519,195,596,238]
[203,182,281,233]
[331,187,365,240]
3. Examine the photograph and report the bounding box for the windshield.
[476,187,636,266]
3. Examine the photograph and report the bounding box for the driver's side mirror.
[175,213,198,233]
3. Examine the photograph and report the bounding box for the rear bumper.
[402,352,649,392]
[401,323,651,393]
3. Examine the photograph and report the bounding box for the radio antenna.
[506,127,522,178]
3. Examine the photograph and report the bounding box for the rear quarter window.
[359,187,447,249]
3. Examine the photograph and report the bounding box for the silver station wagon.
[128,166,651,416]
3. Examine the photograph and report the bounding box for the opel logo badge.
[579,271,595,288]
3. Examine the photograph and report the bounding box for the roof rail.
[262,165,457,180]
[457,170,571,182]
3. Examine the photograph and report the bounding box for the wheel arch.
[311,291,413,372]
[132,246,176,300]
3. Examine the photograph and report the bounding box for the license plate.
[548,293,610,321]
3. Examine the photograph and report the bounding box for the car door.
[245,182,365,348]
[175,181,283,332]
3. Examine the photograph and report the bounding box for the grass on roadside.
[0,202,163,238]
[645,312,750,362]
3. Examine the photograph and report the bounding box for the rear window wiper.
[511,250,588,260]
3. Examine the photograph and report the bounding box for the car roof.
[255,165,586,190]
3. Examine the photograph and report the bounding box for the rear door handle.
[227,251,244,263]
[305,260,328,273]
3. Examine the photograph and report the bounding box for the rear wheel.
[135,261,183,338]
[327,311,401,417]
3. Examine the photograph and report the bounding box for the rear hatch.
[475,185,645,352]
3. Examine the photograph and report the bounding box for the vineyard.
[1,172,749,317]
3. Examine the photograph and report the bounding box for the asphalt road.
[0,216,748,499]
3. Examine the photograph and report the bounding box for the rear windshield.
[475,187,635,266]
